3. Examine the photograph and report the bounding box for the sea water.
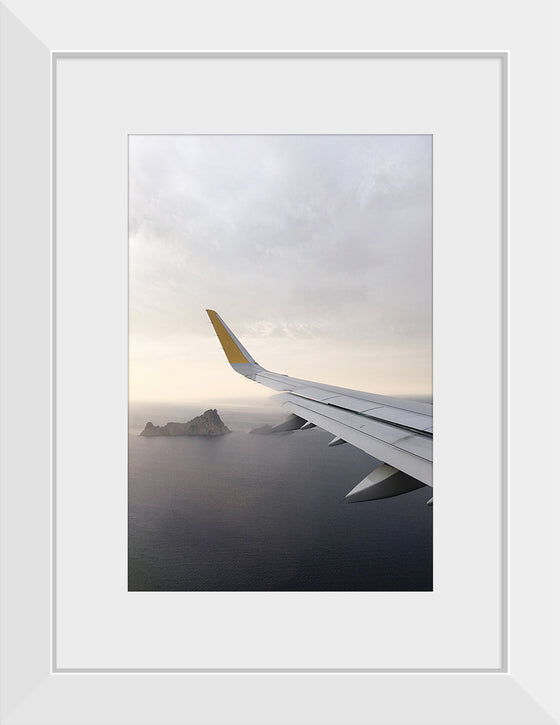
[128,403,433,591]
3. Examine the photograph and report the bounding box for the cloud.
[129,135,432,400]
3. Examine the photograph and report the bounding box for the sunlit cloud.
[129,135,432,402]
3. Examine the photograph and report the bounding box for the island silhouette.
[140,409,231,437]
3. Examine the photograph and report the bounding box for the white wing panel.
[285,386,339,402]
[319,395,380,413]
[395,434,433,459]
[362,406,433,431]
[279,393,433,486]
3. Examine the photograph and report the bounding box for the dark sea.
[128,402,433,591]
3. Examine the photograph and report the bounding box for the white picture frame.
[1,1,558,724]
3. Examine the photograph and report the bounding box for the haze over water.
[129,403,433,591]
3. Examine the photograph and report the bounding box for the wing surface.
[206,310,433,498]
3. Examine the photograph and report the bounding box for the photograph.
[128,134,433,591]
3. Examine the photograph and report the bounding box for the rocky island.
[249,424,274,435]
[140,409,231,437]
[249,414,307,434]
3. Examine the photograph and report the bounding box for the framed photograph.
[1,1,558,724]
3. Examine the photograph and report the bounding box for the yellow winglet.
[206,309,251,364]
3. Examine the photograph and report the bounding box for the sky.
[129,135,432,404]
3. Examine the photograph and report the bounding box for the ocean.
[128,403,433,591]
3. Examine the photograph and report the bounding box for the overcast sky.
[129,135,432,404]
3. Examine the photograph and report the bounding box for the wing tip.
[206,309,253,365]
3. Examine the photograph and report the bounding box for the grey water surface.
[128,404,433,591]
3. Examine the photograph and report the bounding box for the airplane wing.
[206,309,433,504]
